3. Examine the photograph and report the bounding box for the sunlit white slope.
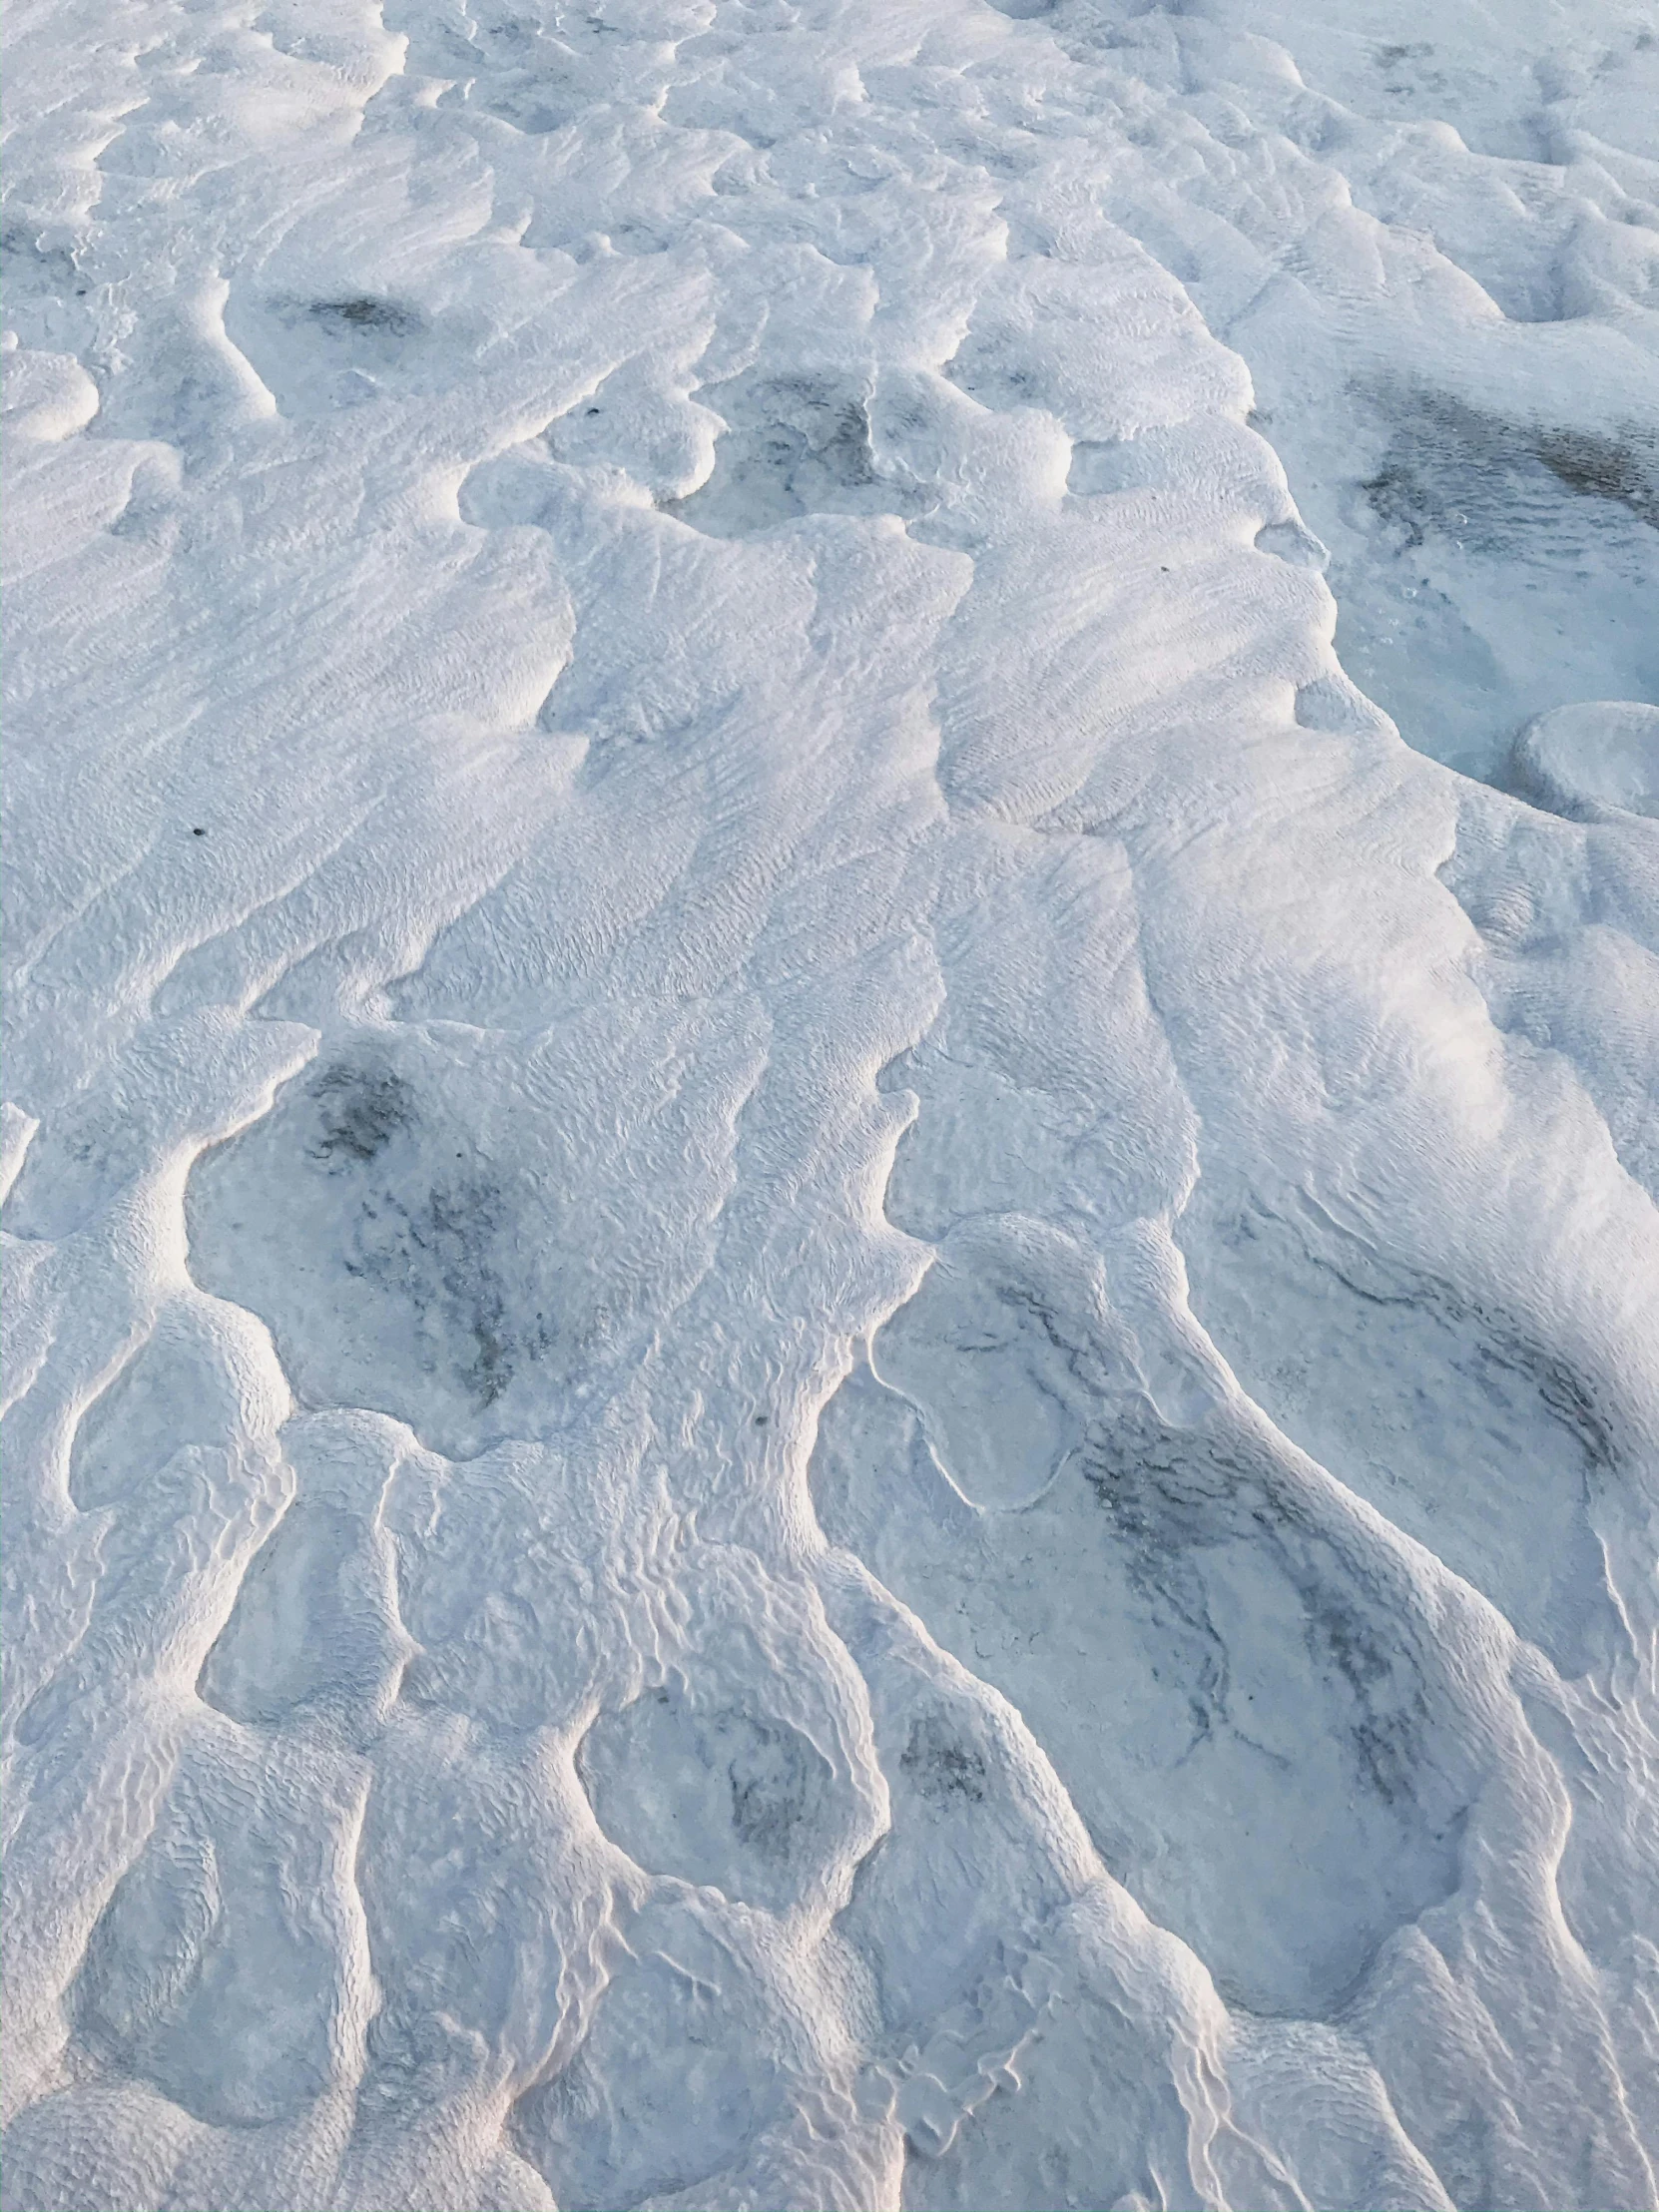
[3,1,1657,2209]
[1055,0,1659,784]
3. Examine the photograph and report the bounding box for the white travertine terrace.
[4,1,1657,2206]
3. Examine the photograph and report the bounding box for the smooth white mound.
[1512,700,1659,819]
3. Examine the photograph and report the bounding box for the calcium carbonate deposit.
[4,0,1658,2205]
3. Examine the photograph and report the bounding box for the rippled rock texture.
[4,0,1657,2205]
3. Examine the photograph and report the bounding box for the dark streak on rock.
[900,1713,989,1803]
[309,1059,416,1165]
[309,296,421,337]
[1360,388,1659,546]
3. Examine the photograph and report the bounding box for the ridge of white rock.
[3,1,1656,2208]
